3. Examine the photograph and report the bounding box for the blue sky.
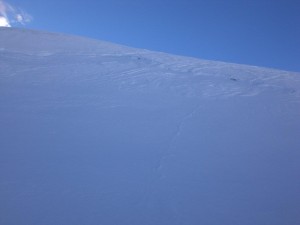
[2,0,300,72]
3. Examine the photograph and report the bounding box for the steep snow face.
[1,28,300,225]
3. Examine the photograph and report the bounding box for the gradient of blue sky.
[9,0,300,72]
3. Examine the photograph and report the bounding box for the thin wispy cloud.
[0,0,32,27]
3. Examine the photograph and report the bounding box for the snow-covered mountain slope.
[1,28,300,225]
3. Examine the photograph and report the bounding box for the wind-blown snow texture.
[1,28,300,225]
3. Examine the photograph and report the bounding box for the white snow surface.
[1,28,300,225]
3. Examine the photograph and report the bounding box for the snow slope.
[1,28,300,225]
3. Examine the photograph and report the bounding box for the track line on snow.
[156,104,202,178]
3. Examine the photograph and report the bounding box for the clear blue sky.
[7,0,300,72]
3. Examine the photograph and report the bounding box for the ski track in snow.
[155,103,202,178]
